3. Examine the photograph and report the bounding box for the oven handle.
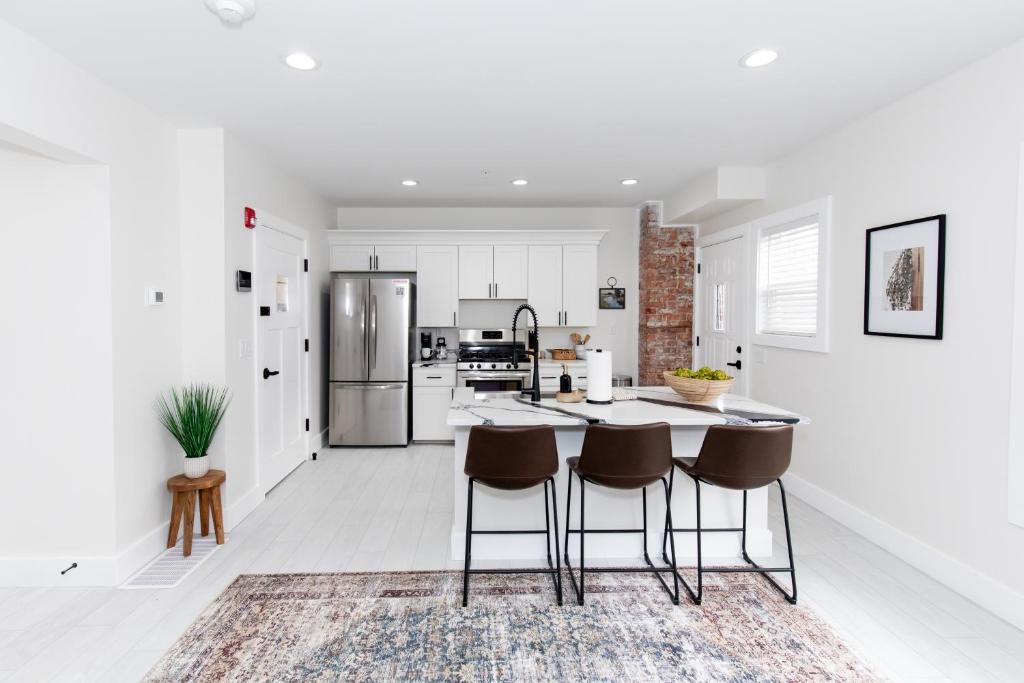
[458,373,531,381]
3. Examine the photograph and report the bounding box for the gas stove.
[456,329,529,372]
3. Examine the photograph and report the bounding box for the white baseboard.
[315,428,328,451]
[784,473,1024,632]
[224,485,265,530]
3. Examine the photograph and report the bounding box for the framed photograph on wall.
[598,288,626,309]
[864,214,946,339]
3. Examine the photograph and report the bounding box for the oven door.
[458,371,532,398]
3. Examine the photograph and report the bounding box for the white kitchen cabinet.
[330,244,416,272]
[528,245,563,327]
[413,367,456,442]
[562,244,598,327]
[330,244,375,271]
[528,244,598,327]
[458,245,494,299]
[416,246,459,327]
[374,245,417,271]
[493,245,528,299]
[459,245,528,299]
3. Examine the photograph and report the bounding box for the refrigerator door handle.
[369,294,378,369]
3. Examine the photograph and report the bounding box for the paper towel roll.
[586,349,613,404]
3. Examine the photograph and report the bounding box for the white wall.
[336,207,640,378]
[701,40,1024,616]
[0,17,183,582]
[0,146,116,561]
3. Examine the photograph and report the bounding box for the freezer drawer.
[329,382,408,446]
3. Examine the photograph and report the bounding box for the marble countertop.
[411,360,456,368]
[447,386,806,427]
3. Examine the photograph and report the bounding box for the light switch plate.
[144,287,165,306]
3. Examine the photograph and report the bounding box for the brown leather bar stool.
[563,423,679,605]
[662,424,798,605]
[463,425,562,606]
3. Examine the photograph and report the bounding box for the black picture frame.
[598,287,626,309]
[863,214,946,339]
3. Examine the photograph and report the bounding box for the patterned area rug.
[145,570,880,682]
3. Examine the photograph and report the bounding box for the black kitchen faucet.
[511,303,542,403]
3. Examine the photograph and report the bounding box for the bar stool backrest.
[464,425,558,490]
[577,422,672,489]
[690,424,793,490]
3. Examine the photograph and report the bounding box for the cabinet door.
[374,245,417,272]
[330,245,375,271]
[562,244,598,327]
[493,245,529,299]
[528,245,563,326]
[416,246,459,327]
[458,245,494,299]
[413,386,455,441]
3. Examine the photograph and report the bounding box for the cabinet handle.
[453,311,457,326]
[558,311,562,325]
[369,254,373,270]
[564,311,567,326]
[427,376,443,379]
[494,282,498,298]
[451,388,454,399]
[375,254,379,270]
[488,283,492,298]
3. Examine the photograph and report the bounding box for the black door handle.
[726,360,742,370]
[263,368,280,379]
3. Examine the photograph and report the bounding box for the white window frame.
[751,196,831,353]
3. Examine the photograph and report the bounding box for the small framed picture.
[599,287,626,310]
[864,215,946,339]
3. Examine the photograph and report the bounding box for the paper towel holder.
[586,348,614,405]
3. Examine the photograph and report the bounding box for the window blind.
[757,219,819,337]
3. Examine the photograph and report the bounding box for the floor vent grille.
[120,536,224,589]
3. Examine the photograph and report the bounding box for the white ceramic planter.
[184,454,210,479]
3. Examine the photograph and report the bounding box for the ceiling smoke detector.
[204,0,256,27]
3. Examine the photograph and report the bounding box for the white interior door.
[258,223,308,492]
[697,235,748,396]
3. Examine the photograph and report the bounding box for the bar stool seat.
[566,456,665,489]
[463,425,563,607]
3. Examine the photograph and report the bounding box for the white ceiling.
[3,0,1024,207]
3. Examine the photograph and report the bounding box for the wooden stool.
[166,469,226,557]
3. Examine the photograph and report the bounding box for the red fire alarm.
[244,207,256,229]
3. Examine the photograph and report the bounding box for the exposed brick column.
[638,204,694,386]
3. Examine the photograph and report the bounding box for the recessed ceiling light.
[741,49,779,68]
[511,179,529,186]
[401,179,418,187]
[284,53,318,71]
[620,178,639,186]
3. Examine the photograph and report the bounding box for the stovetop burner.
[457,328,528,371]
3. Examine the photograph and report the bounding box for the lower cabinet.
[413,385,455,442]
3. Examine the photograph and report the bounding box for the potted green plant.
[157,384,230,478]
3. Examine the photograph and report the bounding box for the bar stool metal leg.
[548,478,563,605]
[739,482,798,604]
[463,478,474,607]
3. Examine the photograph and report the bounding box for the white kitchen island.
[447,387,806,564]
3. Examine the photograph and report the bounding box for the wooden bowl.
[663,371,734,403]
[556,390,584,403]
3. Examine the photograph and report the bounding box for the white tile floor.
[1,444,1022,681]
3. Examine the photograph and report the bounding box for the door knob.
[726,360,742,370]
[263,368,280,379]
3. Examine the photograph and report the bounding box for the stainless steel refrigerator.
[329,276,414,446]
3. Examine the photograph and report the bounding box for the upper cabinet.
[330,244,375,271]
[527,245,563,327]
[528,244,598,327]
[458,245,527,299]
[417,245,459,327]
[458,245,494,299]
[562,245,598,327]
[330,244,416,272]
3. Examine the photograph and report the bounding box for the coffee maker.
[420,332,433,360]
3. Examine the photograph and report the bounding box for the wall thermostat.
[236,270,252,292]
[145,287,165,306]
